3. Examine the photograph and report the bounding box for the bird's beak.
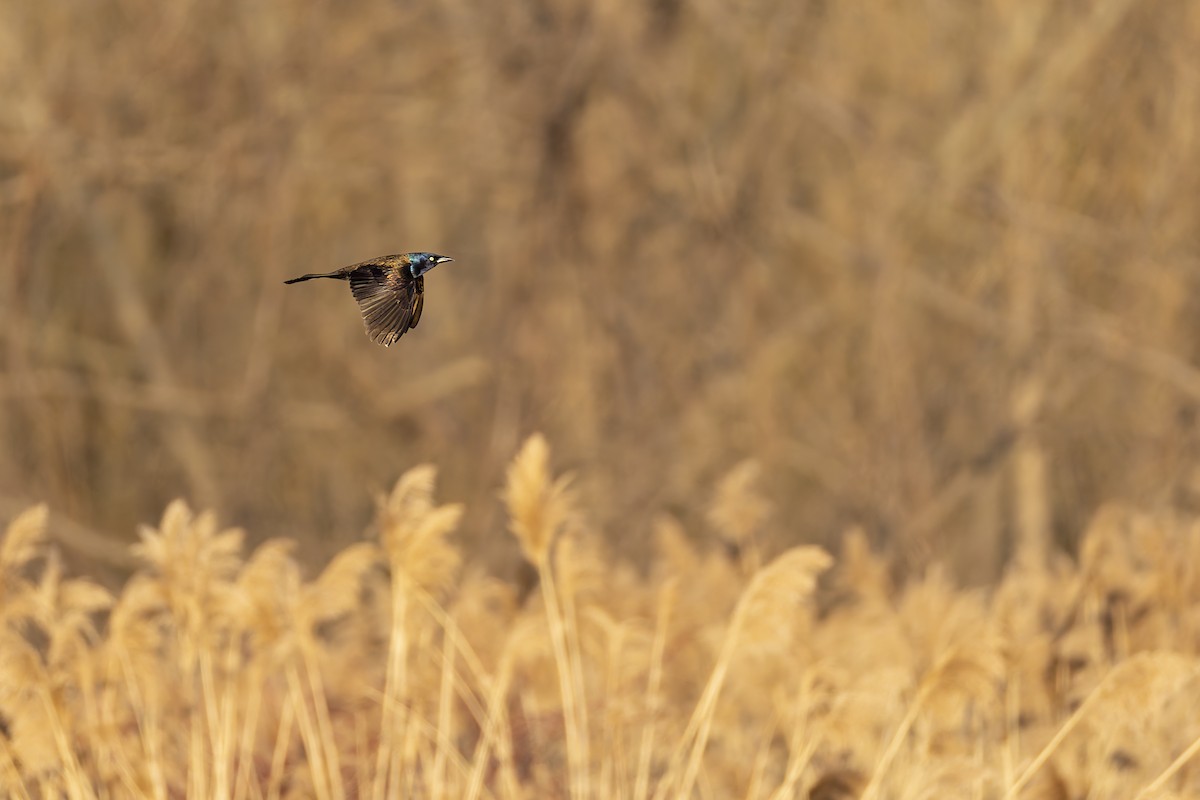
[435,256,454,264]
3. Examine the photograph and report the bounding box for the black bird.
[284,252,453,347]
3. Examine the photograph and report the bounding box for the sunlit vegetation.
[4,1,1200,796]
[3,436,1200,797]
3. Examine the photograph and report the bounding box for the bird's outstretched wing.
[347,266,423,347]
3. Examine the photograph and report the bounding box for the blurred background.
[1,0,1198,585]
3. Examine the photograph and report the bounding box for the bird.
[284,252,453,347]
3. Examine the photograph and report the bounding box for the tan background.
[2,0,1199,582]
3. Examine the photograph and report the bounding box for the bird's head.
[407,252,453,278]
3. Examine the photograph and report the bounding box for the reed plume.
[4,445,1200,797]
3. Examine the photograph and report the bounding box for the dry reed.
[1,444,1199,797]
[4,1,1200,795]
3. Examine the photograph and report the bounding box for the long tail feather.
[283,271,345,284]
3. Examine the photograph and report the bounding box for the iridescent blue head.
[407,252,453,278]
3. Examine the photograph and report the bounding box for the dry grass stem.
[6,445,1200,797]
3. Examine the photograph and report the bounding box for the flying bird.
[284,252,453,347]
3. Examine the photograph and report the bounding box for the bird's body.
[284,252,452,347]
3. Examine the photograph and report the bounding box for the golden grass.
[5,1,1200,796]
[5,436,1200,798]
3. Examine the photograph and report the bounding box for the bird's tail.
[283,271,345,284]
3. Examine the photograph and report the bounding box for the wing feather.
[411,277,424,328]
[347,265,420,347]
